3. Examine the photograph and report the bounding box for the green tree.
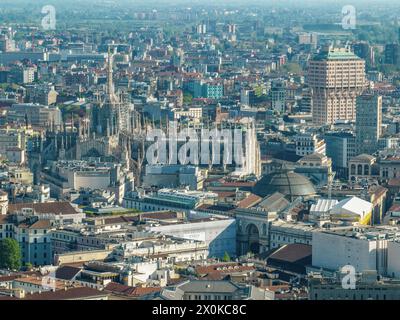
[183,92,193,104]
[222,251,231,262]
[282,63,302,74]
[24,262,33,271]
[0,238,21,270]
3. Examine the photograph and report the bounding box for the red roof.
[237,194,262,208]
[8,202,79,215]
[104,282,161,297]
[389,204,400,212]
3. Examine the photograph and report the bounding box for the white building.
[309,199,338,226]
[41,160,134,204]
[387,240,400,278]
[8,103,62,128]
[143,164,205,190]
[311,227,399,275]
[330,196,373,225]
[294,132,326,157]
[146,211,236,258]
[123,188,218,213]
[112,236,209,263]
[0,128,25,155]
[269,220,315,249]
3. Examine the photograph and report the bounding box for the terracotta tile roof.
[389,204,400,212]
[388,178,400,187]
[220,181,256,188]
[28,219,52,229]
[0,214,10,224]
[131,286,161,297]
[55,266,81,281]
[104,282,136,295]
[22,286,108,300]
[13,276,66,290]
[100,216,137,225]
[8,202,79,215]
[237,193,262,208]
[264,285,291,292]
[104,282,161,297]
[267,244,312,263]
[139,211,180,220]
[215,191,237,198]
[0,275,20,282]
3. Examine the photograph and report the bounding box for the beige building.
[348,154,377,182]
[0,128,25,155]
[308,47,366,125]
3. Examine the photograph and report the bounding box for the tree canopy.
[0,238,22,270]
[222,251,231,262]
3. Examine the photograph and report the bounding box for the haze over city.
[0,0,400,307]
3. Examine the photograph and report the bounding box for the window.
[263,224,267,236]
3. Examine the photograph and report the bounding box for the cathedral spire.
[107,46,114,97]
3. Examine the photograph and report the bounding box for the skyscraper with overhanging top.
[308,46,366,125]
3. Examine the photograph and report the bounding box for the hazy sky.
[3,0,400,5]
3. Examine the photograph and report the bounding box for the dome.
[253,169,316,200]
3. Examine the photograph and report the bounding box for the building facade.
[308,47,366,125]
[356,94,382,155]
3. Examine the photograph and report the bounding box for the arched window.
[357,164,363,175]
[350,164,356,175]
[364,165,369,176]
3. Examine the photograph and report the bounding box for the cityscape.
[1,0,400,305]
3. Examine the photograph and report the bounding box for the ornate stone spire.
[106,46,118,104]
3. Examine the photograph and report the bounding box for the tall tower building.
[308,47,366,125]
[356,94,382,155]
[270,79,286,113]
[385,43,400,66]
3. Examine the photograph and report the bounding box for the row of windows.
[52,234,101,245]
[187,295,231,300]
